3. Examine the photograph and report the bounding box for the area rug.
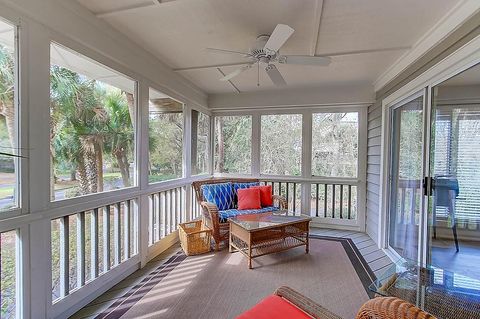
[97,236,374,319]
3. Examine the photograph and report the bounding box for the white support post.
[137,83,150,267]
[26,24,52,319]
[252,112,261,177]
[301,112,313,216]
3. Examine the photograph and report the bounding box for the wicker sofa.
[192,178,288,250]
[237,286,436,319]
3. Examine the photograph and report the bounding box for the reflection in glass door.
[388,95,424,260]
[428,63,480,280]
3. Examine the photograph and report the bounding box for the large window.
[50,43,136,201]
[191,110,209,175]
[1,230,17,318]
[214,116,252,174]
[148,88,183,183]
[0,19,17,211]
[261,114,302,176]
[312,112,358,178]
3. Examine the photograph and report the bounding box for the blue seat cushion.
[218,206,279,223]
[201,182,234,211]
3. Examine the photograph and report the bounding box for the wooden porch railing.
[51,198,137,302]
[148,186,186,246]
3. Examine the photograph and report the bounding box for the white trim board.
[374,0,480,92]
[208,84,375,110]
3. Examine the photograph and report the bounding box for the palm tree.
[103,92,134,187]
[50,66,107,195]
[0,44,15,149]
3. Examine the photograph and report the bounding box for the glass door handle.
[423,176,434,196]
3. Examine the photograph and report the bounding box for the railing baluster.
[324,184,327,218]
[59,216,70,297]
[171,189,176,232]
[293,183,297,214]
[132,199,138,254]
[315,184,319,217]
[103,205,111,273]
[155,193,160,242]
[114,202,121,266]
[400,187,406,223]
[348,185,352,219]
[180,187,184,223]
[286,183,290,213]
[124,200,130,260]
[410,188,416,225]
[76,211,86,287]
[166,190,171,235]
[148,195,154,245]
[176,187,181,225]
[161,191,166,238]
[332,185,336,218]
[91,208,99,279]
[339,185,344,219]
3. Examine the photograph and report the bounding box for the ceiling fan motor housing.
[251,34,276,62]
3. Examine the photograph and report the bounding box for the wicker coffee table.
[228,212,311,269]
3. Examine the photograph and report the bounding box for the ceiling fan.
[207,24,331,86]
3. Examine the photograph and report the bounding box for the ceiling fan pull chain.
[257,62,260,86]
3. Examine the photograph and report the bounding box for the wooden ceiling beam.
[310,0,324,56]
[96,0,179,18]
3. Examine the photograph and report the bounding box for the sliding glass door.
[387,95,425,260]
[427,62,480,279]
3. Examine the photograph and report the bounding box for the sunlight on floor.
[225,252,245,265]
[133,308,169,318]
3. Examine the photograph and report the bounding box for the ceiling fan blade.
[219,64,253,81]
[279,55,331,66]
[206,47,251,57]
[265,64,286,86]
[264,24,294,54]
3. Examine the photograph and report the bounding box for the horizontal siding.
[366,101,382,244]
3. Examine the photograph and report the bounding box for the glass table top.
[370,258,480,318]
[229,211,311,231]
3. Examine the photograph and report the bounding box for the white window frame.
[213,105,367,231]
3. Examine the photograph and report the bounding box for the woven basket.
[179,220,212,256]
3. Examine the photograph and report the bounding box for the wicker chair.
[192,178,288,250]
[356,297,436,319]
[240,287,436,319]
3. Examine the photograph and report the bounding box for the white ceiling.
[76,0,461,94]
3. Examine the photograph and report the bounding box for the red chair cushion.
[236,295,311,319]
[237,188,261,210]
[251,185,273,207]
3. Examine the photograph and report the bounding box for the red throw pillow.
[251,185,273,207]
[237,188,261,210]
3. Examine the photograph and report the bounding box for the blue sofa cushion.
[201,182,234,211]
[218,206,279,223]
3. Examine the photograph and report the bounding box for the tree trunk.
[94,140,104,192]
[191,110,199,174]
[0,101,15,148]
[114,149,130,187]
[216,117,224,172]
[80,136,98,194]
[76,156,89,195]
[125,92,135,126]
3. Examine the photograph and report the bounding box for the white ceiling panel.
[315,0,457,55]
[76,0,462,94]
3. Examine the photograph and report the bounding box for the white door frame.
[378,34,480,261]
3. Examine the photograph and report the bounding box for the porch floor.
[70,228,391,319]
